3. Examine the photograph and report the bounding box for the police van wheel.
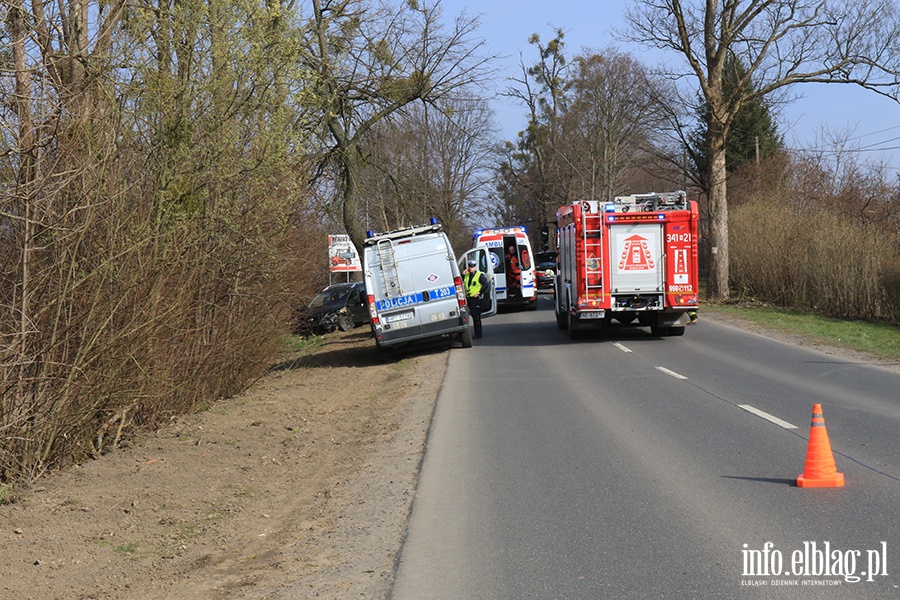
[459,329,473,348]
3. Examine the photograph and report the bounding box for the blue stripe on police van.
[376,285,456,312]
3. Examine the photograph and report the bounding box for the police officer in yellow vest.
[464,259,489,339]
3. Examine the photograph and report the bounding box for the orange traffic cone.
[796,404,844,488]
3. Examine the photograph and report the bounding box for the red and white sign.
[672,249,689,284]
[617,234,656,272]
[328,234,361,273]
[666,227,693,287]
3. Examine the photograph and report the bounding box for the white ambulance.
[472,227,537,309]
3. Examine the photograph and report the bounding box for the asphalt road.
[391,296,900,599]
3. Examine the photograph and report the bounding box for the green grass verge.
[701,302,900,362]
[280,334,325,353]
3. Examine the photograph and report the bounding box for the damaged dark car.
[295,282,368,335]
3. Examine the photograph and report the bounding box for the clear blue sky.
[438,0,900,170]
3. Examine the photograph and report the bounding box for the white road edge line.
[656,366,688,380]
[613,342,632,353]
[738,404,799,430]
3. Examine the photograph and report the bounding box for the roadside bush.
[880,259,900,322]
[0,139,314,482]
[730,199,808,307]
[731,196,896,322]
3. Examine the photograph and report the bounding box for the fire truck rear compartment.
[612,293,662,310]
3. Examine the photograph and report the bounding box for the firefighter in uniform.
[464,260,489,339]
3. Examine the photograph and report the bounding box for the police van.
[472,227,537,309]
[363,219,495,354]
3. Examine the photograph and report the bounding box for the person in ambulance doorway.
[464,259,489,339]
[506,245,522,298]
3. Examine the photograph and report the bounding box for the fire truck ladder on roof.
[375,239,402,298]
[582,210,604,299]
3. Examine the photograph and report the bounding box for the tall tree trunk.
[10,0,35,364]
[340,149,366,255]
[706,123,730,301]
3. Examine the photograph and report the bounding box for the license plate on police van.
[384,311,413,323]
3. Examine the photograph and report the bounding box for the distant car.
[535,261,556,291]
[295,282,368,335]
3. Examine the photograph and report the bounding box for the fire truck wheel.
[556,306,568,329]
[567,311,582,339]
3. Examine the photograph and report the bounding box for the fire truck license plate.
[384,311,413,323]
[581,311,605,319]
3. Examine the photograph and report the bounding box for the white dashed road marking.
[656,366,688,380]
[738,404,799,430]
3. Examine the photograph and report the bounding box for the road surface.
[392,298,900,599]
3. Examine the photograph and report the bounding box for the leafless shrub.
[0,0,336,482]
[880,259,900,320]
[1,126,317,481]
[730,159,898,323]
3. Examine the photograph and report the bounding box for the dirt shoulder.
[0,328,446,600]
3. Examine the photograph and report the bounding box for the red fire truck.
[555,191,699,338]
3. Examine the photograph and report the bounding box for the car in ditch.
[295,282,368,335]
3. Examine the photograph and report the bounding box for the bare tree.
[624,0,900,300]
[303,0,492,252]
[357,95,497,245]
[499,37,671,231]
[564,49,667,201]
[502,30,571,225]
